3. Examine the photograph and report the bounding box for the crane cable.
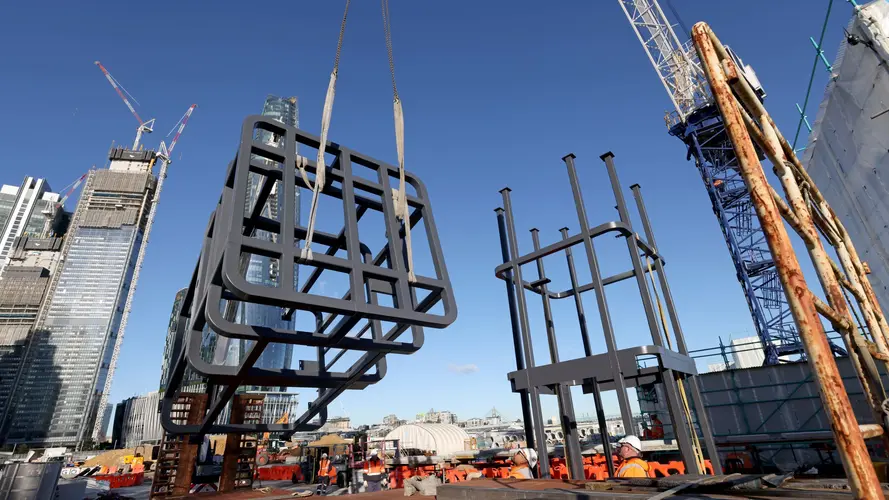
[300,0,352,261]
[382,0,416,282]
[299,0,417,284]
[645,256,707,474]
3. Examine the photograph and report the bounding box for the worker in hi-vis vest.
[615,435,650,478]
[363,449,385,492]
[316,452,335,496]
[508,448,537,479]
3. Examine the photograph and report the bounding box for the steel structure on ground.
[495,150,721,480]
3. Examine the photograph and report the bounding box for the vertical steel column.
[591,377,616,478]
[631,184,722,473]
[496,208,535,450]
[560,154,634,436]
[560,226,614,476]
[600,152,700,473]
[500,188,551,479]
[530,228,584,480]
[560,227,593,357]
[693,22,882,498]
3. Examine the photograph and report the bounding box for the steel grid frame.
[161,116,455,435]
[495,151,721,480]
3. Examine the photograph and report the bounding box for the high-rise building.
[159,287,188,392]
[0,178,64,273]
[210,95,300,424]
[111,391,162,448]
[6,148,159,447]
[0,234,68,438]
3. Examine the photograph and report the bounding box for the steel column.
[500,188,551,479]
[560,227,593,357]
[530,228,584,480]
[600,152,700,474]
[496,208,536,450]
[590,377,615,478]
[631,183,722,473]
[560,154,635,436]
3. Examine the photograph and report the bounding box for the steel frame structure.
[617,0,850,364]
[693,23,889,498]
[161,115,455,435]
[495,150,721,480]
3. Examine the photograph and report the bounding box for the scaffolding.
[692,22,889,499]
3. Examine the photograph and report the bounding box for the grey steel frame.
[495,151,721,479]
[161,116,456,435]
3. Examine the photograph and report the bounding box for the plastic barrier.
[91,472,144,489]
[255,464,303,482]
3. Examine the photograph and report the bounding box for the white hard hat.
[618,435,643,453]
[369,449,378,457]
[516,448,538,468]
[321,453,328,458]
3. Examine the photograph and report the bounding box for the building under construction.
[5,148,159,447]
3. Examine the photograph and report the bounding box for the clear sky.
[0,1,851,427]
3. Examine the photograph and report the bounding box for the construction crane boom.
[41,173,87,237]
[617,0,845,364]
[89,104,197,441]
[617,0,709,121]
[94,61,155,150]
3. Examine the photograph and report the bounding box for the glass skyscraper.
[212,95,299,423]
[6,149,158,446]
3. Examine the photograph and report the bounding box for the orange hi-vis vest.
[365,457,384,475]
[617,457,650,478]
[508,466,532,479]
[319,459,334,477]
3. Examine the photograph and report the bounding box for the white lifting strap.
[300,0,350,261]
[383,0,416,283]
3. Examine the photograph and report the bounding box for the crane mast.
[617,0,845,364]
[89,104,197,440]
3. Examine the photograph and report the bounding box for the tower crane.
[90,104,197,440]
[617,0,846,364]
[94,61,155,150]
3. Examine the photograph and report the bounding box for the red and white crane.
[90,104,197,440]
[94,61,155,150]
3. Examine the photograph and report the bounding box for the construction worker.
[363,449,385,492]
[316,452,335,496]
[508,448,537,479]
[615,435,650,478]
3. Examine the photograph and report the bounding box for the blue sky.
[0,1,851,426]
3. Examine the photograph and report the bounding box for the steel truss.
[161,115,456,435]
[495,150,721,480]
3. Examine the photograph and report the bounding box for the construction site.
[2,0,889,498]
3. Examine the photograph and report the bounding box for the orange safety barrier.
[92,472,144,489]
[255,464,303,482]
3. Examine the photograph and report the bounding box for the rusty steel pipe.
[723,31,889,353]
[813,296,853,332]
[693,22,885,500]
[734,65,889,438]
[860,424,885,440]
